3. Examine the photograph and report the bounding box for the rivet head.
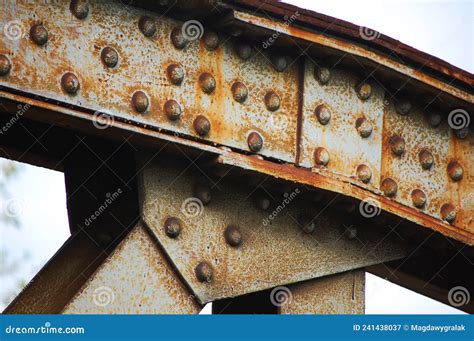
[411,189,427,208]
[199,73,216,94]
[454,127,469,139]
[314,66,330,85]
[389,135,405,156]
[315,104,331,125]
[271,55,287,72]
[356,83,371,100]
[314,147,329,166]
[164,99,182,121]
[195,261,213,283]
[131,91,149,113]
[70,0,89,19]
[166,64,184,85]
[247,132,263,152]
[381,178,397,197]
[298,214,316,234]
[356,164,372,183]
[427,112,442,127]
[255,194,271,211]
[193,183,211,205]
[418,149,434,170]
[0,55,11,76]
[440,203,456,223]
[447,161,463,181]
[100,47,119,68]
[203,30,219,51]
[138,16,156,37]
[224,225,242,247]
[264,91,280,111]
[395,100,411,116]
[61,72,80,94]
[355,117,373,138]
[193,115,211,136]
[231,82,248,103]
[30,24,48,46]
[164,217,181,238]
[171,27,187,49]
[235,41,253,60]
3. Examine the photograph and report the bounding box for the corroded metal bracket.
[140,157,408,304]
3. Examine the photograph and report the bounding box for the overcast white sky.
[1,0,471,314]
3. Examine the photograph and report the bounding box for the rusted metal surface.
[4,231,107,314]
[63,224,201,314]
[300,60,384,189]
[0,0,298,162]
[140,157,408,304]
[279,270,365,314]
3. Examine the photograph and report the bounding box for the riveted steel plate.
[382,101,473,233]
[140,158,408,303]
[63,224,201,314]
[0,0,298,161]
[300,60,384,189]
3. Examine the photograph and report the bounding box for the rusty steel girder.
[0,0,472,246]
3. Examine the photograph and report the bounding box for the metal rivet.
[231,82,248,103]
[298,214,316,234]
[193,115,210,136]
[271,55,287,72]
[61,72,79,94]
[203,30,219,51]
[315,104,331,125]
[235,41,252,60]
[164,99,182,121]
[389,135,405,156]
[247,132,263,152]
[447,161,463,181]
[343,226,357,240]
[164,217,181,238]
[314,66,330,85]
[171,27,187,49]
[195,261,213,283]
[381,178,397,197]
[427,112,442,127]
[419,149,434,170]
[100,47,118,68]
[0,55,11,76]
[70,0,89,19]
[356,83,371,100]
[224,225,242,247]
[131,91,149,113]
[199,73,216,94]
[440,203,456,223]
[411,189,427,208]
[314,147,329,166]
[138,16,156,37]
[395,100,411,116]
[166,64,184,85]
[193,183,211,205]
[454,127,469,139]
[356,164,372,183]
[355,117,373,138]
[30,24,48,46]
[255,194,271,211]
[264,91,280,111]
